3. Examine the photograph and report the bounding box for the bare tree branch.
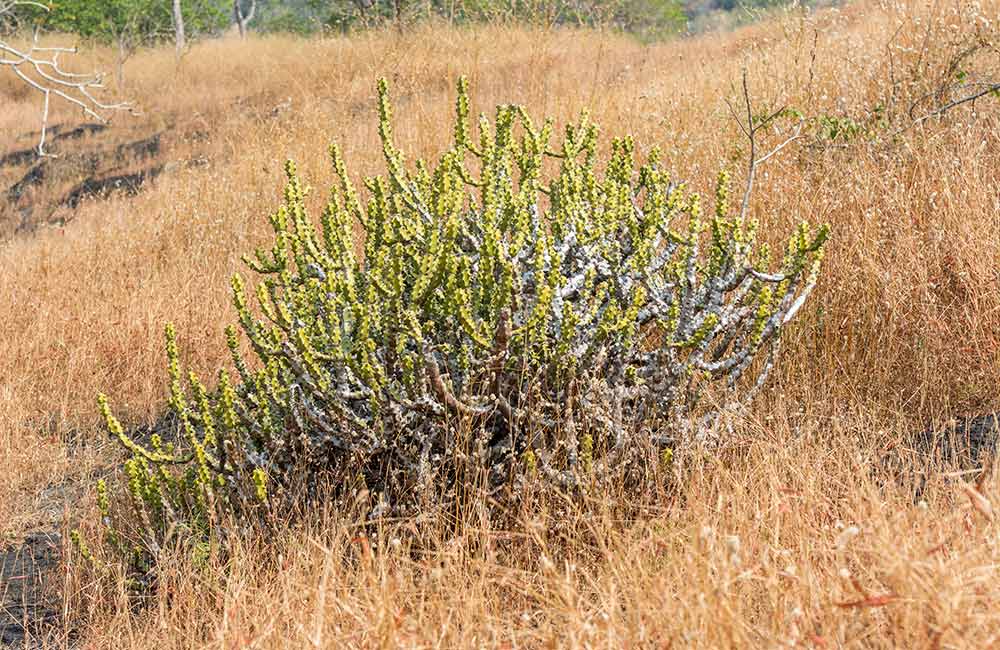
[0,2,134,156]
[725,69,804,224]
[895,80,1000,137]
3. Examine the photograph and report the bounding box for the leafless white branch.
[1,2,135,156]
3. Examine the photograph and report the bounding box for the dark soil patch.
[2,130,168,236]
[52,123,108,143]
[915,413,999,468]
[129,411,181,448]
[4,162,51,203]
[115,133,161,161]
[60,165,163,210]
[0,149,37,170]
[887,413,1000,497]
[13,122,106,144]
[1,124,108,170]
[0,532,60,649]
[5,133,161,204]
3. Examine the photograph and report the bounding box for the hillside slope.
[2,2,1000,646]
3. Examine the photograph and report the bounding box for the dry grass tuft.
[3,0,1000,646]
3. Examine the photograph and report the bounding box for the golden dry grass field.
[3,0,1000,646]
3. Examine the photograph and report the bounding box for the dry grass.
[2,0,1000,646]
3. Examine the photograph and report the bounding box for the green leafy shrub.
[89,77,827,575]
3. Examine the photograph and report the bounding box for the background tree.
[28,0,168,85]
[233,0,257,38]
[21,0,230,60]
[255,0,688,36]
[15,0,229,80]
[247,0,326,34]
[172,0,185,56]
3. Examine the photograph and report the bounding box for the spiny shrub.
[89,77,828,574]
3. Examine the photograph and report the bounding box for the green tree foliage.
[23,0,229,43]
[249,0,686,36]
[253,0,812,38]
[253,0,327,33]
[608,0,688,39]
[5,0,814,40]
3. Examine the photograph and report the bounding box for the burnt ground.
[879,413,1000,499]
[0,127,168,238]
[0,88,296,242]
[914,414,1000,468]
[1,532,61,649]
[0,86,303,241]
[0,114,223,243]
[0,124,108,169]
[0,414,179,649]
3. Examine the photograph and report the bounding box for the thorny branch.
[0,1,134,156]
[893,80,1000,137]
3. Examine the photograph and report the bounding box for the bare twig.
[725,69,804,224]
[908,81,1000,127]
